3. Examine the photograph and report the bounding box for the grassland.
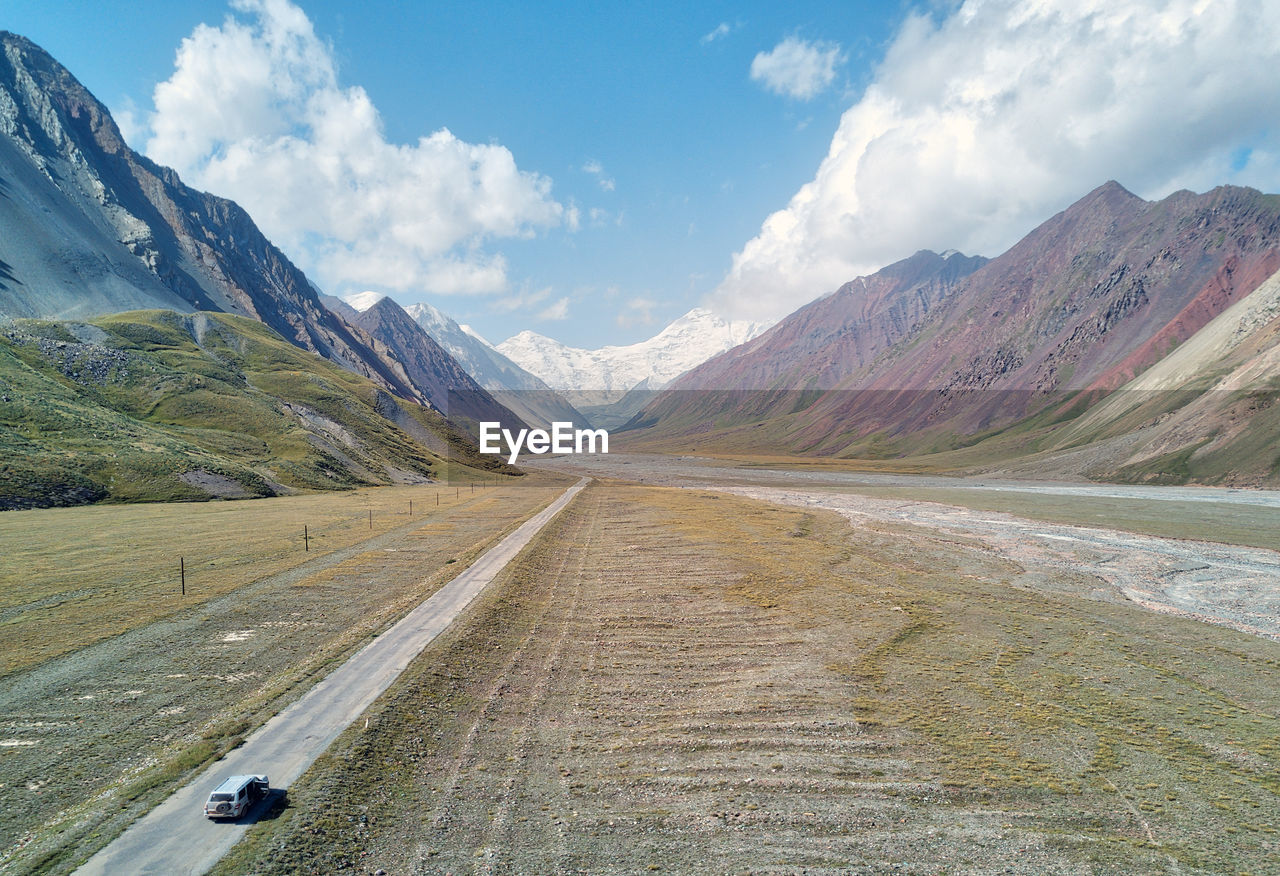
[0,480,515,677]
[0,474,573,875]
[212,481,1279,874]
[0,310,509,508]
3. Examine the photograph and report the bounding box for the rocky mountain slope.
[677,249,988,391]
[1039,264,1280,485]
[401,299,586,428]
[322,293,517,428]
[0,32,446,409]
[402,300,550,393]
[629,182,1280,486]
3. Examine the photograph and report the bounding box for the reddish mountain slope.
[631,182,1280,467]
[680,249,987,391]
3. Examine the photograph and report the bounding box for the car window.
[209,793,233,802]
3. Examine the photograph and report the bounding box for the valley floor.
[213,478,1280,874]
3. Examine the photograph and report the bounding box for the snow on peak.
[402,301,556,394]
[459,324,491,345]
[496,308,772,393]
[343,290,386,313]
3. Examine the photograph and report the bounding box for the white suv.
[203,774,269,819]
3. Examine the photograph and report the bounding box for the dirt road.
[72,478,587,876]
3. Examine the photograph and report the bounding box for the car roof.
[210,775,257,794]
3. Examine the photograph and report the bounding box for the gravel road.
[72,477,587,876]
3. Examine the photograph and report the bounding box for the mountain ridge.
[334,293,588,428]
[497,307,771,400]
[0,31,460,411]
[628,181,1280,486]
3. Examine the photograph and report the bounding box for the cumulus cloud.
[750,36,843,100]
[714,0,1280,323]
[144,0,564,297]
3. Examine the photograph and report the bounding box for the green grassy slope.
[0,310,512,508]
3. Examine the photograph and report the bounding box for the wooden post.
[409,499,412,516]
[304,524,309,552]
[180,556,185,596]
[369,509,372,530]
[436,492,439,506]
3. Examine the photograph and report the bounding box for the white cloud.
[701,22,732,45]
[492,285,551,314]
[589,207,620,228]
[537,297,570,321]
[143,0,564,298]
[616,297,658,328]
[750,36,842,100]
[111,96,143,149]
[714,0,1280,323]
[565,201,582,233]
[582,159,616,192]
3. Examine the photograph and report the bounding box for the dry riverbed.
[214,480,1280,874]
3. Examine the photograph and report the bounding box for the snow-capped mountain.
[338,293,586,427]
[496,308,771,399]
[403,301,552,394]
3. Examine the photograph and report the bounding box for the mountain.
[400,299,587,428]
[628,182,1280,485]
[674,249,988,392]
[403,300,549,392]
[322,293,518,429]
[0,32,442,408]
[1036,264,1280,486]
[0,310,510,509]
[497,308,770,424]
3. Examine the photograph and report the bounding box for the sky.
[7,1,1280,349]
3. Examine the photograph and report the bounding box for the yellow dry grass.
[0,477,554,676]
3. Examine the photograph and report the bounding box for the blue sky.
[7,1,1280,349]
[6,0,899,346]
